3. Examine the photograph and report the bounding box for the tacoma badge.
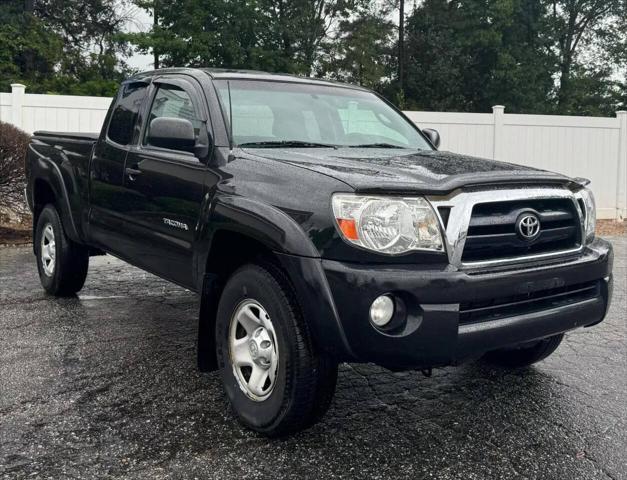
[163,218,189,231]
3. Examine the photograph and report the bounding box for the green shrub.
[0,121,31,225]
[0,121,30,190]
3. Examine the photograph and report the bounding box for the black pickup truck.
[25,68,613,436]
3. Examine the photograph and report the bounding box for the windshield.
[214,80,432,150]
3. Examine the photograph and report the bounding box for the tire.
[34,204,89,296]
[482,334,564,368]
[215,262,338,437]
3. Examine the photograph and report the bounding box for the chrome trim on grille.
[428,187,586,269]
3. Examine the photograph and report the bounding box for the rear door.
[117,75,210,288]
[89,80,150,250]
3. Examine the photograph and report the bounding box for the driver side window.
[144,84,203,148]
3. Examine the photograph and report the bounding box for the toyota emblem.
[517,213,541,241]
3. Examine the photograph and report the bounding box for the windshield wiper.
[238,140,338,148]
[346,143,409,149]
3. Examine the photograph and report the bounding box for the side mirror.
[147,117,196,152]
[422,128,441,149]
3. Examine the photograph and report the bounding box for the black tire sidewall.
[215,265,296,431]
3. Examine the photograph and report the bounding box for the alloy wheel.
[41,223,56,277]
[228,299,279,401]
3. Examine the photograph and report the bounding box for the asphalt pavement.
[1,237,625,480]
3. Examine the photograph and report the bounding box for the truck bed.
[26,131,101,243]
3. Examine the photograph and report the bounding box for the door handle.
[125,167,142,181]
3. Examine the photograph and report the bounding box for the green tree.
[548,0,626,113]
[129,1,275,70]
[127,0,362,75]
[398,0,626,114]
[2,0,625,115]
[262,0,363,73]
[0,2,63,92]
[0,0,130,95]
[319,4,395,88]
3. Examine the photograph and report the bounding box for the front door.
[119,76,210,288]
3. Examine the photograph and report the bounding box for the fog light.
[370,295,395,327]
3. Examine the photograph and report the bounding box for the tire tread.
[216,261,337,437]
[35,204,89,296]
[250,262,337,436]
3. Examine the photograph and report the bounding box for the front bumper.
[321,238,613,368]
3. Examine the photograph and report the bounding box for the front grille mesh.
[462,198,581,262]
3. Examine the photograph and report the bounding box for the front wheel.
[34,204,89,296]
[215,263,338,437]
[482,334,564,368]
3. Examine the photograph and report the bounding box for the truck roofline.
[128,67,371,92]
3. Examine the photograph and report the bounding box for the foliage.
[0,121,31,225]
[548,0,626,113]
[0,0,625,115]
[127,0,362,75]
[0,0,130,96]
[402,0,557,113]
[0,121,29,189]
[398,0,625,114]
[0,6,63,93]
[318,4,395,89]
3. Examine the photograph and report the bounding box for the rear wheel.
[35,204,89,296]
[482,334,564,368]
[215,263,338,437]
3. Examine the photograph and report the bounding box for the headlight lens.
[576,188,596,243]
[332,194,444,254]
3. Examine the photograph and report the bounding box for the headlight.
[331,194,444,254]
[576,188,596,243]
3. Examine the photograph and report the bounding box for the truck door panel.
[118,77,209,288]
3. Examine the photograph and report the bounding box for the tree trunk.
[398,0,405,92]
[557,13,576,112]
[557,58,572,111]
[153,0,160,69]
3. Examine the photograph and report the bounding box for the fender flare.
[196,193,355,370]
[29,145,82,243]
[200,194,320,260]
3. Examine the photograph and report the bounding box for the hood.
[245,148,575,194]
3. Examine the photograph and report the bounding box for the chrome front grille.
[429,187,585,269]
[461,198,581,262]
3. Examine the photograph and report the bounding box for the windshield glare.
[215,80,432,150]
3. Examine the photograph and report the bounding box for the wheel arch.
[196,228,355,372]
[196,194,322,372]
[197,227,296,372]
[28,149,82,245]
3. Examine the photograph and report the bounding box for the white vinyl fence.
[405,107,627,220]
[0,84,112,134]
[2,84,626,219]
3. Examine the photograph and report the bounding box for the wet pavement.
[1,237,625,480]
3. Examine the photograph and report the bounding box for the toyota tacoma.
[25,68,613,436]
